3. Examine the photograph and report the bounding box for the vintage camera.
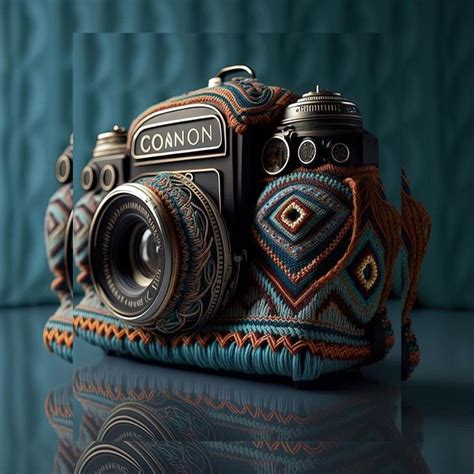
[82,66,271,333]
[260,86,378,176]
[81,66,378,337]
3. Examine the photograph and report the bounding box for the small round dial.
[298,139,317,165]
[331,142,350,163]
[261,136,290,175]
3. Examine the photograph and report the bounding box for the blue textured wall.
[1,0,473,309]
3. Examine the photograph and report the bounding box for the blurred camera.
[44,134,74,297]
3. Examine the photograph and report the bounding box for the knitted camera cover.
[67,79,429,381]
[43,183,73,362]
[73,170,400,381]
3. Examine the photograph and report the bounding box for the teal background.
[1,0,473,309]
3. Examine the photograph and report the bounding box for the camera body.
[80,103,266,313]
[71,66,401,381]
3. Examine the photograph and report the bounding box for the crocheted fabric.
[43,184,73,362]
[401,170,431,379]
[44,184,72,299]
[73,164,400,381]
[133,173,233,333]
[127,76,298,140]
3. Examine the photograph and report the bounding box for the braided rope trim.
[73,315,371,360]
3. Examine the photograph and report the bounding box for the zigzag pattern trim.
[73,315,371,360]
[43,327,73,348]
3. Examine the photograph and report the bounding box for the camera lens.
[90,183,176,324]
[89,173,233,332]
[330,142,350,163]
[298,139,317,165]
[261,136,290,175]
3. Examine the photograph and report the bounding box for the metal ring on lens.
[261,135,290,176]
[89,183,178,325]
[297,138,318,165]
[330,142,351,163]
[99,164,117,191]
[56,154,72,183]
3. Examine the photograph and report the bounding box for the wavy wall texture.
[0,0,472,309]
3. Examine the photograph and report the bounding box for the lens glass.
[129,226,160,286]
[261,136,290,175]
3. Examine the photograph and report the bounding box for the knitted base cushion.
[43,183,73,361]
[43,300,73,363]
[73,165,400,382]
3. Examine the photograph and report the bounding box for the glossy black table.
[0,302,472,473]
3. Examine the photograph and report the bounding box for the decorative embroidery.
[276,197,313,234]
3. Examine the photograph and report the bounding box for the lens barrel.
[89,173,233,333]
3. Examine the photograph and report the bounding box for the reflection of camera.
[70,360,426,474]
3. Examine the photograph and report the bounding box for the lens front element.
[129,226,159,286]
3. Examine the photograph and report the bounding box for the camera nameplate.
[132,104,227,163]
